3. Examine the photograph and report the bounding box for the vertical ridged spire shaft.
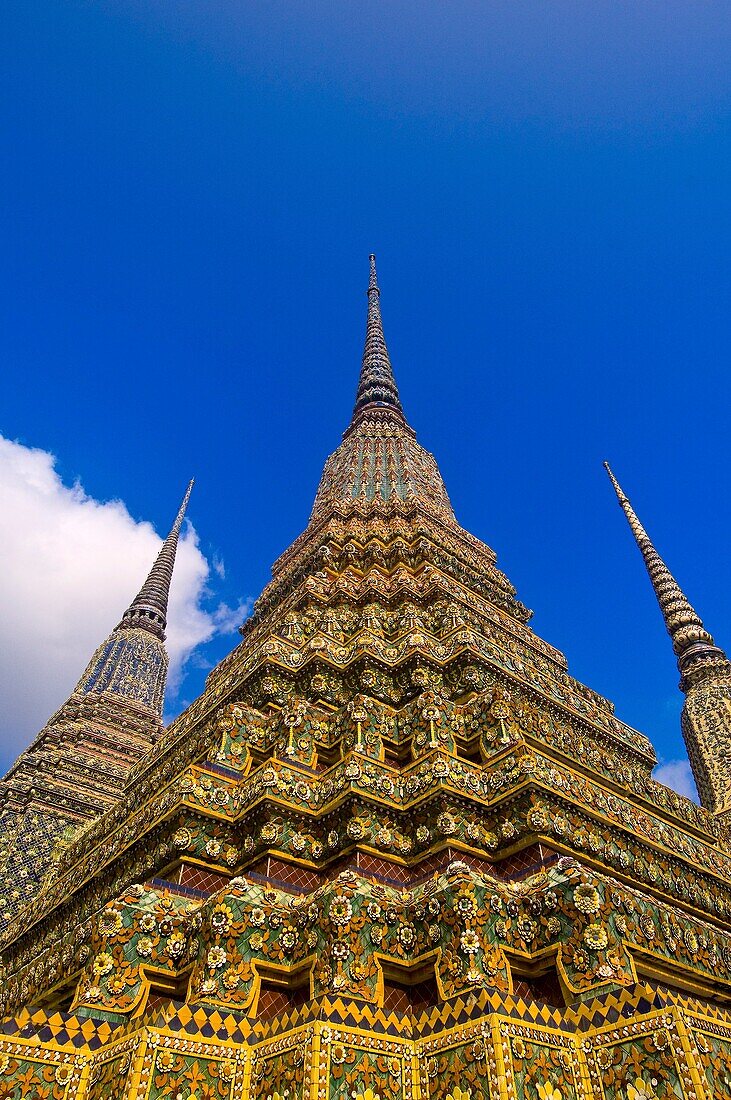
[350,255,406,426]
[604,463,727,689]
[118,480,194,641]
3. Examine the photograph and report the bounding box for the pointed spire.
[118,480,194,641]
[604,463,727,688]
[350,255,406,427]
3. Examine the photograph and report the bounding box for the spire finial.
[368,253,378,290]
[604,463,726,688]
[349,255,406,427]
[118,480,194,641]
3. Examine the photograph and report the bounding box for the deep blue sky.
[3,2,731,783]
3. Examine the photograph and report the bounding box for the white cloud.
[0,434,244,763]
[653,758,699,803]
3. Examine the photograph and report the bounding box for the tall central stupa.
[1,258,731,1099]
